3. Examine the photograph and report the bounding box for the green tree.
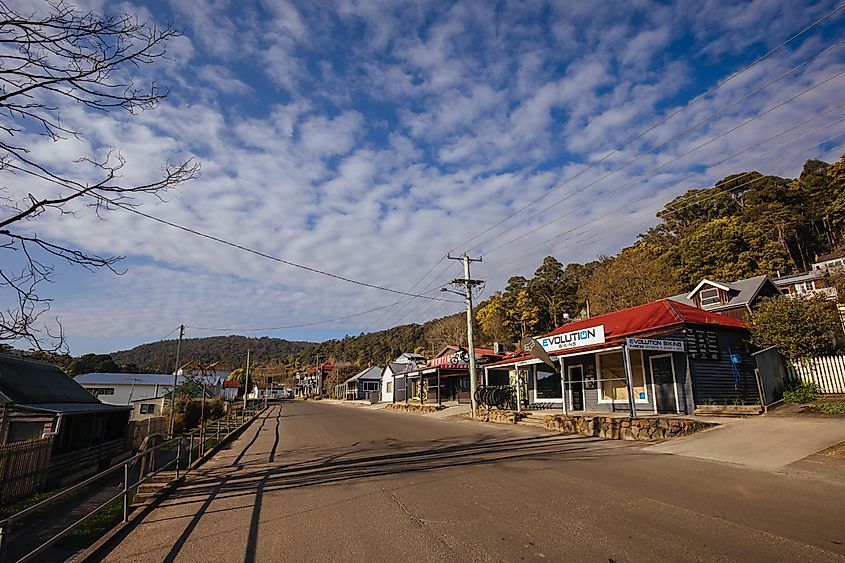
[750,296,842,360]
[528,256,571,331]
[475,293,513,344]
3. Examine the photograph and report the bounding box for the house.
[339,366,383,400]
[774,251,843,301]
[0,355,130,485]
[294,363,334,397]
[128,395,167,421]
[75,372,225,406]
[484,299,756,415]
[668,275,781,320]
[222,378,240,401]
[392,346,505,405]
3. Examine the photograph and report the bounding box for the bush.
[818,402,845,415]
[782,382,820,404]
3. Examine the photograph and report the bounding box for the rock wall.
[384,403,444,414]
[544,414,714,441]
[471,410,528,424]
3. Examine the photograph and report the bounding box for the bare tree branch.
[0,1,199,350]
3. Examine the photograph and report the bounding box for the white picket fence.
[787,355,845,393]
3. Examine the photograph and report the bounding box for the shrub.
[782,382,820,404]
[818,402,845,415]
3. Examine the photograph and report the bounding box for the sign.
[684,329,721,361]
[519,337,558,371]
[626,338,685,353]
[538,325,605,353]
[428,349,470,368]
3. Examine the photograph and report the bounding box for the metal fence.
[0,407,262,563]
[0,438,53,506]
[787,355,845,393]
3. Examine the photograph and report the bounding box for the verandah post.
[623,344,638,418]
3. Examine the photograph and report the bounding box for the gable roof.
[670,275,778,310]
[0,355,101,406]
[343,366,383,383]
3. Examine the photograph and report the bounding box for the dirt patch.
[817,441,845,460]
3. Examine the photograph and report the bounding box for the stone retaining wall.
[544,414,714,441]
[384,403,444,414]
[471,410,528,424]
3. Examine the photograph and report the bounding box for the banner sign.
[538,325,605,353]
[519,337,558,371]
[626,338,685,352]
[428,349,470,368]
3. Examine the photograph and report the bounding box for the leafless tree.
[0,1,199,350]
[424,314,467,354]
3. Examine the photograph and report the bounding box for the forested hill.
[111,335,313,372]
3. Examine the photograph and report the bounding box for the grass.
[817,402,845,415]
[0,488,63,520]
[56,497,125,549]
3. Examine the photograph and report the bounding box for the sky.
[3,0,845,355]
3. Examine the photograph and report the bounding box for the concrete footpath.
[647,415,845,469]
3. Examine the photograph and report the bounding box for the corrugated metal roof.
[0,355,101,405]
[343,366,384,383]
[669,275,777,310]
[75,373,184,386]
[19,402,131,414]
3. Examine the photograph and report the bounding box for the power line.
[470,39,845,256]
[1,158,460,304]
[447,2,845,256]
[479,68,845,257]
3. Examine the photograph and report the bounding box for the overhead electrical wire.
[478,67,845,257]
[447,1,845,256]
[486,136,845,279]
[469,39,845,256]
[365,5,845,333]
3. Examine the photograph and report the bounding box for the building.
[222,378,240,401]
[774,251,843,301]
[668,275,781,321]
[339,366,383,400]
[484,299,756,415]
[381,353,427,403]
[0,355,130,485]
[294,363,334,397]
[128,395,167,421]
[75,372,224,406]
[392,346,505,405]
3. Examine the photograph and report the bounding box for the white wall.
[381,368,394,403]
[80,383,169,406]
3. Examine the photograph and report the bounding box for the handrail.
[0,407,262,563]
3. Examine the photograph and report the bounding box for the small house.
[668,275,781,321]
[341,366,383,400]
[0,355,130,486]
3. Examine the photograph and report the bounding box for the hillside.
[111,335,313,372]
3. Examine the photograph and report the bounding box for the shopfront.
[484,299,756,415]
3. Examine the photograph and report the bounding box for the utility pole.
[445,254,483,418]
[168,324,184,437]
[243,349,251,411]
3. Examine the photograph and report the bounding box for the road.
[101,401,845,562]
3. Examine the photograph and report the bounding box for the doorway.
[649,355,679,413]
[567,365,584,411]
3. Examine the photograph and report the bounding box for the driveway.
[647,415,845,469]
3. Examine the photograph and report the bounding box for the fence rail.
[0,438,53,505]
[787,355,845,393]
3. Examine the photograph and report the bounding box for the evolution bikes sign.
[538,325,605,353]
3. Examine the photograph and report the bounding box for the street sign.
[626,337,685,352]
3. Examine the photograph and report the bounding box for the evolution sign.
[626,338,685,352]
[538,325,605,353]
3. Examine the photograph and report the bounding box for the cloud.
[4,0,845,353]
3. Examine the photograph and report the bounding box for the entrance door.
[649,355,678,413]
[568,365,584,411]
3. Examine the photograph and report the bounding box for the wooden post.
[559,357,568,416]
[122,462,129,523]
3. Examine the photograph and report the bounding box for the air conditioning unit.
[493,342,507,354]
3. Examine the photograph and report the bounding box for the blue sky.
[3,0,845,355]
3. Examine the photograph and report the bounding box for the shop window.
[699,288,721,307]
[536,365,561,399]
[598,351,646,402]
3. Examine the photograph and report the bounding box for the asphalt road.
[101,401,845,562]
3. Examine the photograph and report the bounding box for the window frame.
[596,350,649,404]
[698,287,721,307]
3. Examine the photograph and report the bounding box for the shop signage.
[428,349,471,368]
[626,338,685,352]
[538,325,605,353]
[519,337,558,371]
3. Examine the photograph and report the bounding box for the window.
[363,381,379,391]
[598,351,646,402]
[699,288,721,307]
[794,281,815,293]
[535,365,561,399]
[88,387,114,397]
[386,382,393,393]
[7,422,45,442]
[139,403,156,414]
